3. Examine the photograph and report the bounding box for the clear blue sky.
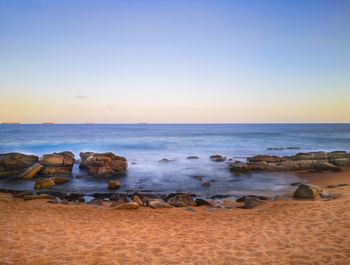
[0,0,349,123]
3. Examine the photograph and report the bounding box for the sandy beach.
[1,169,350,265]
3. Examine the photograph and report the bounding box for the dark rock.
[210,154,226,162]
[202,181,210,187]
[195,198,213,207]
[108,180,121,189]
[79,152,127,176]
[242,197,264,209]
[166,193,196,207]
[65,193,85,201]
[266,147,285,151]
[286,147,301,150]
[293,184,322,199]
[187,156,199,160]
[23,194,54,201]
[314,161,341,172]
[192,176,203,181]
[247,155,281,163]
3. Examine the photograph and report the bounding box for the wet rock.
[229,161,251,172]
[52,177,70,185]
[158,158,172,163]
[210,154,226,162]
[242,197,264,209]
[247,155,281,163]
[132,195,143,206]
[266,147,285,151]
[110,193,129,203]
[286,147,301,150]
[39,152,75,175]
[192,176,203,181]
[108,180,121,189]
[293,184,322,200]
[66,193,85,201]
[34,178,56,190]
[114,202,139,210]
[0,153,39,177]
[149,199,171,209]
[202,181,210,187]
[236,195,269,203]
[195,198,213,207]
[79,152,127,176]
[314,161,341,172]
[187,156,199,160]
[88,199,103,206]
[166,193,196,207]
[18,163,42,179]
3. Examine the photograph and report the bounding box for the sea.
[1,123,350,197]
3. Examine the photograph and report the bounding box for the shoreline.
[1,169,350,264]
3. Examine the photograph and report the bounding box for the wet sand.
[1,169,350,264]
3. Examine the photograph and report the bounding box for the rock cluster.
[80,152,127,176]
[229,151,350,172]
[39,151,75,175]
[0,153,39,178]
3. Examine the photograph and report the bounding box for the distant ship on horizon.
[2,122,21,124]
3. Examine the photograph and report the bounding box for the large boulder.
[114,202,139,210]
[293,184,322,199]
[39,152,75,175]
[166,193,196,207]
[34,178,56,190]
[0,153,39,178]
[79,152,127,176]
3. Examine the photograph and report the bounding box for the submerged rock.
[210,154,226,162]
[108,180,121,189]
[79,152,127,176]
[34,178,56,190]
[187,156,199,160]
[293,184,322,200]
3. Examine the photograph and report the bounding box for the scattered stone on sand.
[79,152,127,176]
[132,195,143,206]
[210,154,226,162]
[88,199,103,206]
[293,184,323,200]
[149,199,172,209]
[18,163,42,179]
[242,197,264,209]
[321,192,341,201]
[187,156,199,160]
[39,151,75,175]
[23,194,54,201]
[34,178,56,190]
[195,198,213,207]
[108,180,121,189]
[114,202,139,210]
[166,193,196,207]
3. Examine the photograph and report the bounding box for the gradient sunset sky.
[0,0,349,123]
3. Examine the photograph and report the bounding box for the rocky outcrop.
[19,163,42,179]
[39,152,75,175]
[229,151,350,172]
[79,152,127,176]
[0,153,39,178]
